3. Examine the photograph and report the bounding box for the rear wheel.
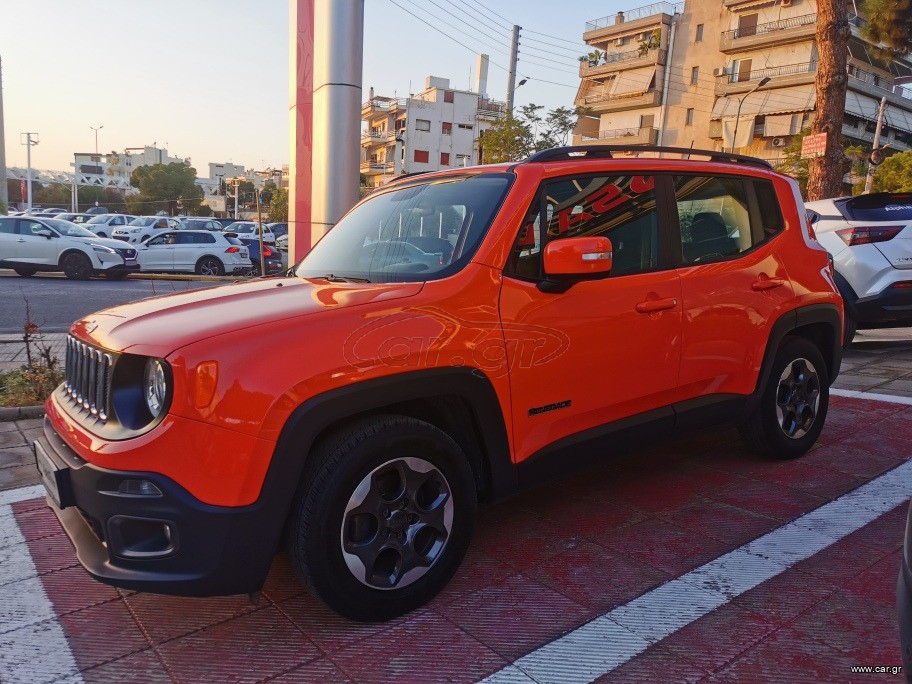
[61,252,92,280]
[287,415,476,622]
[195,257,224,276]
[739,336,829,460]
[13,267,36,277]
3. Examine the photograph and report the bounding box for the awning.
[886,107,912,134]
[712,85,816,119]
[764,113,794,136]
[722,116,756,149]
[845,90,880,121]
[610,66,656,97]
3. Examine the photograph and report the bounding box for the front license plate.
[34,441,73,509]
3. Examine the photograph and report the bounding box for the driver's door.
[14,219,58,265]
[141,233,176,271]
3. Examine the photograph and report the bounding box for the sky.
[0,0,618,175]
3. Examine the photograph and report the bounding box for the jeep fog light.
[143,358,169,418]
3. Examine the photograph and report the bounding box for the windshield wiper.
[316,273,371,283]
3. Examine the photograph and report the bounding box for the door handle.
[16,238,26,243]
[752,278,784,291]
[636,297,677,314]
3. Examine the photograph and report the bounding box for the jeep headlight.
[143,358,169,418]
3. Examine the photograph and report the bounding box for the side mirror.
[36,229,53,239]
[540,236,613,293]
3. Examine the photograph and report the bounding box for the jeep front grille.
[64,336,114,422]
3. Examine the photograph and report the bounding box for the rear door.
[675,174,793,399]
[172,232,205,271]
[0,217,18,262]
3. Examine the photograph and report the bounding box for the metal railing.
[583,48,666,68]
[581,127,658,140]
[849,67,912,101]
[586,2,683,31]
[477,99,507,114]
[730,61,817,83]
[360,130,396,142]
[360,161,395,173]
[583,89,658,105]
[361,97,409,112]
[720,13,816,41]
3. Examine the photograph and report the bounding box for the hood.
[77,236,135,251]
[72,277,424,356]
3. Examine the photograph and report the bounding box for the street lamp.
[89,125,103,155]
[725,76,770,153]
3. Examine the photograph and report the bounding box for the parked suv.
[34,147,842,621]
[806,193,912,346]
[0,216,139,279]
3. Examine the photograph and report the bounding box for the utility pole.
[0,56,8,211]
[20,133,39,212]
[863,96,888,194]
[506,25,521,116]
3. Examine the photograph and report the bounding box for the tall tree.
[269,188,289,222]
[806,0,852,201]
[129,162,203,215]
[873,150,912,192]
[480,104,590,163]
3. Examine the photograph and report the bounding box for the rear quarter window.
[839,194,912,222]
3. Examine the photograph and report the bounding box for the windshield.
[129,217,157,226]
[294,173,512,283]
[46,219,96,238]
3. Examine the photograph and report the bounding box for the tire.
[61,252,93,281]
[842,313,857,350]
[287,415,476,622]
[249,263,261,277]
[105,271,129,281]
[13,267,36,277]
[195,257,224,276]
[739,336,829,460]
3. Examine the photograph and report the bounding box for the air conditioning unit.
[713,67,728,77]
[772,137,787,147]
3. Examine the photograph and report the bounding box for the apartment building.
[574,0,912,163]
[361,71,506,187]
[72,145,191,190]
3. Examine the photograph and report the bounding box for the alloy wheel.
[775,357,821,439]
[340,457,454,590]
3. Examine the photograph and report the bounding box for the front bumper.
[34,417,281,596]
[102,263,140,274]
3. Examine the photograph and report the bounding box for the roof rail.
[524,145,773,170]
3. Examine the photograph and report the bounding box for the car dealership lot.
[0,333,910,682]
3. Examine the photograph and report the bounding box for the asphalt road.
[0,270,227,333]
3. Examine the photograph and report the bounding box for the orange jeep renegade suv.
[34,146,843,621]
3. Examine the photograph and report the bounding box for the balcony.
[579,89,661,113]
[848,67,912,110]
[580,48,666,78]
[715,62,818,96]
[583,2,682,43]
[719,14,817,53]
[573,126,659,146]
[360,161,394,175]
[477,98,507,117]
[361,97,408,119]
[360,130,397,146]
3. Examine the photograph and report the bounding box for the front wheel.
[61,252,92,280]
[739,336,829,460]
[195,257,224,276]
[287,415,476,622]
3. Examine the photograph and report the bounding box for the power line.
[449,0,513,38]
[461,0,513,27]
[398,0,510,56]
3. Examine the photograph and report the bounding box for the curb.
[126,273,246,283]
[0,405,44,422]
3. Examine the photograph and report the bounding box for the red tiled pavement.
[5,395,910,682]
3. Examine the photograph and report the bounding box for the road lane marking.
[479,458,912,684]
[831,388,912,406]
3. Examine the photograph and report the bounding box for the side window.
[509,175,659,279]
[674,176,751,265]
[111,216,125,226]
[198,233,216,244]
[147,234,170,246]
[0,217,15,234]
[19,220,46,236]
[753,179,784,239]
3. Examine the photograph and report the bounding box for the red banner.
[20,179,26,202]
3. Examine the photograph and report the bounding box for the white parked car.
[807,192,912,346]
[0,216,139,280]
[138,230,251,275]
[83,213,137,238]
[276,233,288,251]
[181,218,224,232]
[222,221,276,244]
[112,216,183,244]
